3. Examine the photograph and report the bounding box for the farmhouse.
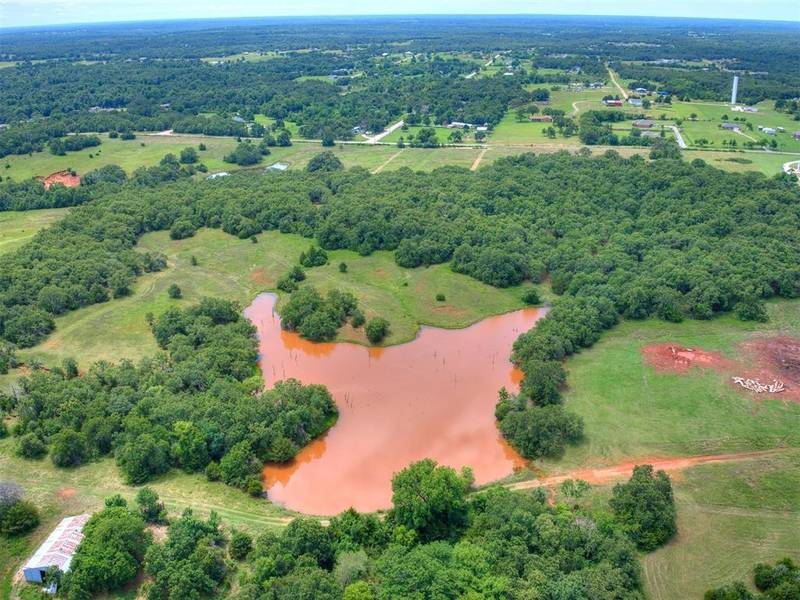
[721,122,740,130]
[23,514,90,585]
[634,87,648,94]
[603,99,623,107]
[632,119,655,128]
[529,115,553,122]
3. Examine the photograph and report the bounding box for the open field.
[642,449,800,599]
[0,208,68,255]
[0,437,295,598]
[16,228,541,369]
[539,299,800,475]
[683,149,798,176]
[253,114,302,137]
[200,51,280,63]
[1,134,238,180]
[381,125,473,145]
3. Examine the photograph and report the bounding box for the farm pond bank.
[244,293,545,514]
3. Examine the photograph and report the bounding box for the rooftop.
[23,514,90,574]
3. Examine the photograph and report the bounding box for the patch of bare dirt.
[507,449,785,491]
[35,170,81,189]
[250,268,269,286]
[641,343,734,373]
[57,487,77,499]
[642,337,800,403]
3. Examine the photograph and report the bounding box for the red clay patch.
[641,338,800,402]
[641,343,734,373]
[36,170,81,189]
[250,268,269,286]
[57,487,77,499]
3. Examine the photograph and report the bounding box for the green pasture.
[200,51,280,63]
[1,134,238,181]
[642,449,800,600]
[541,299,800,474]
[0,208,68,256]
[381,125,472,145]
[253,114,302,137]
[683,149,796,176]
[17,227,539,368]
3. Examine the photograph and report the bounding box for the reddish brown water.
[245,293,545,515]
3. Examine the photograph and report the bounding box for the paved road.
[365,120,405,144]
[668,125,687,149]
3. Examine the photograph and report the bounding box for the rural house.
[721,122,740,130]
[632,119,655,128]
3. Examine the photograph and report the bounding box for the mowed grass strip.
[19,228,539,367]
[641,449,800,600]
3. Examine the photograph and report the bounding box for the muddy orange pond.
[245,293,545,515]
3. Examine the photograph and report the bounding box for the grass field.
[381,125,473,145]
[539,300,800,474]
[15,228,540,369]
[0,436,295,599]
[200,51,280,63]
[642,449,800,599]
[1,134,239,180]
[0,208,68,256]
[683,149,797,176]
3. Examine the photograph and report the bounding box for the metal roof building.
[22,514,90,583]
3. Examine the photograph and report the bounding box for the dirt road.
[470,147,488,171]
[668,125,687,149]
[607,66,629,99]
[506,449,786,491]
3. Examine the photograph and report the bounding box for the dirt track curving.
[506,449,787,491]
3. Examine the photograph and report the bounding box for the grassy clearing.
[18,228,539,367]
[642,449,800,600]
[0,208,68,256]
[200,51,280,63]
[0,437,294,599]
[489,111,559,144]
[253,114,301,137]
[683,149,796,176]
[381,125,472,145]
[540,300,800,474]
[1,134,238,180]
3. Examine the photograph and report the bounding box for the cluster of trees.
[224,141,266,166]
[10,298,338,489]
[705,558,800,600]
[0,481,39,536]
[48,133,101,156]
[234,458,646,599]
[280,286,361,342]
[609,465,677,551]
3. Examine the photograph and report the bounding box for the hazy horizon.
[1,0,798,29]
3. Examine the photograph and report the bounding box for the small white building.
[628,98,643,107]
[265,162,289,172]
[762,127,777,135]
[206,172,230,180]
[23,514,90,584]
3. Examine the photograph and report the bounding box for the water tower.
[731,75,739,105]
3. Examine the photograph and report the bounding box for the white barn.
[22,514,90,584]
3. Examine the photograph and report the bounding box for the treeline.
[706,558,800,600]
[55,460,663,599]
[10,298,338,489]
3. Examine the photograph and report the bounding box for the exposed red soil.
[641,338,800,402]
[36,170,81,189]
[57,487,76,499]
[250,268,270,286]
[507,449,785,491]
[641,343,735,373]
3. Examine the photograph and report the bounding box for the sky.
[0,0,798,28]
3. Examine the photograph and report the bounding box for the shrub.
[115,434,170,485]
[50,429,89,468]
[179,147,198,164]
[339,262,348,273]
[306,151,343,172]
[299,246,328,267]
[435,293,446,302]
[351,309,365,329]
[168,284,182,299]
[205,461,221,481]
[0,500,39,536]
[246,476,263,497]
[609,464,677,551]
[169,219,196,240]
[15,433,47,459]
[219,441,260,488]
[135,487,167,524]
[365,318,390,344]
[230,530,253,560]
[522,288,540,305]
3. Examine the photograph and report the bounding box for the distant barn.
[22,514,89,584]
